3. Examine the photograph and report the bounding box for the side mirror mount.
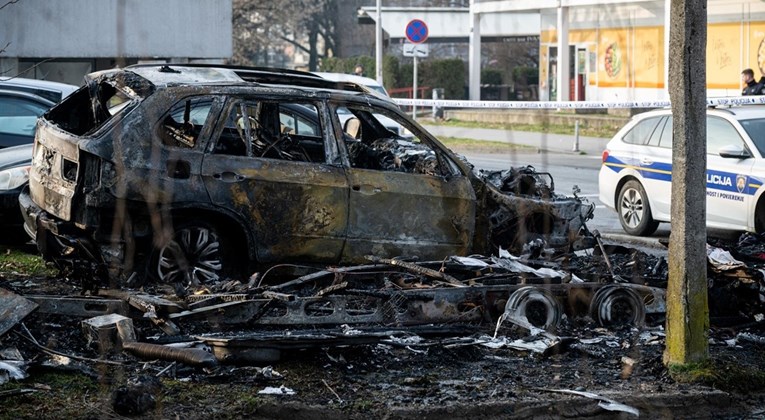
[718,145,752,159]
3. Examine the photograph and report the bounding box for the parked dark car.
[0,143,33,243]
[0,90,55,149]
[0,80,78,243]
[0,77,79,103]
[19,64,593,288]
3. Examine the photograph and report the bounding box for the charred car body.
[19,65,593,287]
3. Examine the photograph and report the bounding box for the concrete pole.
[556,5,570,102]
[664,0,709,366]
[468,0,481,101]
[375,0,383,86]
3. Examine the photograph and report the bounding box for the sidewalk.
[421,123,611,156]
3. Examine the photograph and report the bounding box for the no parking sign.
[405,19,428,44]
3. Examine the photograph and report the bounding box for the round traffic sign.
[405,19,428,44]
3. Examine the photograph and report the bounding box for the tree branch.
[279,35,311,54]
[0,0,20,11]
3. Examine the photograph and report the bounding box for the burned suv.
[20,64,593,288]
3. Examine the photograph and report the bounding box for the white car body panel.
[598,107,765,234]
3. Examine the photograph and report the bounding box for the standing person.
[741,68,765,95]
[354,64,365,77]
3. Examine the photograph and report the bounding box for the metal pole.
[375,0,383,85]
[572,120,580,152]
[468,0,481,101]
[413,55,418,120]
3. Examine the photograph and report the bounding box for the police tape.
[392,95,765,109]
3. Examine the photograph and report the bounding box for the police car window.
[739,118,765,156]
[160,97,214,148]
[658,117,673,149]
[646,117,667,147]
[623,116,661,145]
[707,117,743,155]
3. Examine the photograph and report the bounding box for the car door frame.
[200,93,350,264]
[704,114,756,229]
[327,98,476,263]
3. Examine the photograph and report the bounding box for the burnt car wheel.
[154,223,225,287]
[589,286,646,328]
[617,180,659,236]
[503,286,562,331]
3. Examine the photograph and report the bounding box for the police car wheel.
[756,198,765,234]
[617,180,659,236]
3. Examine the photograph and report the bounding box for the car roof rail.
[125,63,369,94]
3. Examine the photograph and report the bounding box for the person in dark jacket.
[741,68,765,95]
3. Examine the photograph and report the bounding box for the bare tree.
[0,0,20,11]
[232,0,339,70]
[279,0,338,71]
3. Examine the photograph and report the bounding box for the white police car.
[598,106,765,235]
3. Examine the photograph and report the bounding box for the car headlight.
[0,166,30,190]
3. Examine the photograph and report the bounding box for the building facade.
[0,0,232,86]
[537,0,765,101]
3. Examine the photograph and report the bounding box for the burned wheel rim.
[619,186,645,229]
[590,286,645,328]
[504,286,562,331]
[157,225,223,286]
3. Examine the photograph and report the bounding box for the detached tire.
[152,222,228,288]
[617,180,659,236]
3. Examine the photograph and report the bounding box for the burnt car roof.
[123,64,375,97]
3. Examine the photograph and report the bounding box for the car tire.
[151,222,229,289]
[755,198,765,234]
[617,180,659,236]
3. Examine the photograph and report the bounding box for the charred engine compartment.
[477,166,595,253]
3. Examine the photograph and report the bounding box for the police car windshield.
[739,118,765,156]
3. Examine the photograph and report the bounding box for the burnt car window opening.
[338,105,444,176]
[46,83,140,136]
[215,100,322,162]
[160,97,215,148]
[279,104,320,136]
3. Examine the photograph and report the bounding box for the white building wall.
[0,0,232,58]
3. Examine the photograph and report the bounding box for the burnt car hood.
[471,166,595,253]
